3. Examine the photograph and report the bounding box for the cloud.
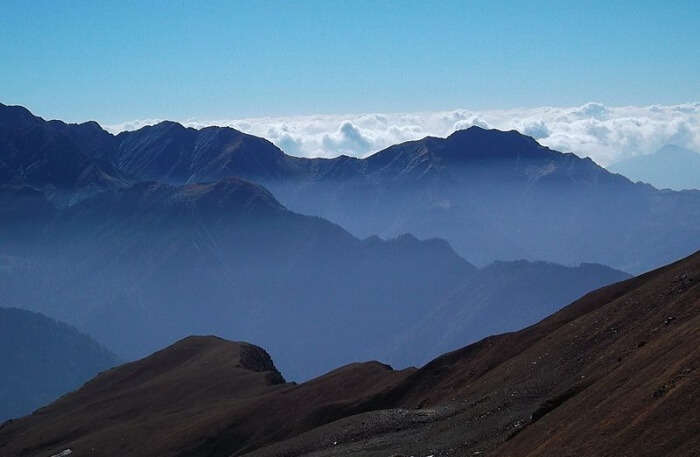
[571,102,610,120]
[104,102,700,166]
[521,120,551,139]
[453,116,490,131]
[321,121,372,156]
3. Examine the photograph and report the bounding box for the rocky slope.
[2,251,697,457]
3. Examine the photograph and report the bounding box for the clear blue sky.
[1,0,698,123]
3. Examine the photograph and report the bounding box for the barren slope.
[1,251,697,457]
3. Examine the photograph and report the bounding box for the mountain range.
[0,102,645,380]
[2,103,699,273]
[0,172,628,380]
[1,102,698,455]
[608,144,700,191]
[100,117,700,272]
[2,250,697,457]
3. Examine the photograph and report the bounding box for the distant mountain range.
[7,101,699,380]
[3,251,697,457]
[0,174,627,379]
[1,102,697,455]
[608,144,700,191]
[3,103,697,273]
[0,307,118,422]
[0,103,126,202]
[384,259,632,367]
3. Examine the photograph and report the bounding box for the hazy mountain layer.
[3,104,698,272]
[385,259,630,367]
[2,251,697,457]
[0,103,633,379]
[0,177,473,379]
[608,144,700,191]
[0,307,118,422]
[0,174,628,380]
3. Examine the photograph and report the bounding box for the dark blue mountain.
[0,103,125,204]
[42,106,694,273]
[0,172,627,380]
[0,307,118,422]
[0,103,655,379]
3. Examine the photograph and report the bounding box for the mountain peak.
[155,335,282,375]
[175,176,285,210]
[446,124,489,137]
[0,102,43,129]
[364,125,557,180]
[444,126,545,154]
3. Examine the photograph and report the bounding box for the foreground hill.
[3,251,697,457]
[0,307,118,422]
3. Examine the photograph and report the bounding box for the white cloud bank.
[105,102,700,166]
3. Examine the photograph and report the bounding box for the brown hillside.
[1,252,698,457]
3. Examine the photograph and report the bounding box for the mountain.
[385,260,631,367]
[74,107,700,273]
[0,176,474,380]
[0,103,638,379]
[4,103,700,273]
[113,121,303,183]
[2,251,697,457]
[4,103,698,272]
[259,128,700,273]
[0,172,629,381]
[0,103,125,204]
[0,307,118,422]
[608,144,700,191]
[0,335,415,457]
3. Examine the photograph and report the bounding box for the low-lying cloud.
[105,102,700,166]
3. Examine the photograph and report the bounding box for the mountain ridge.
[0,171,629,380]
[608,144,700,191]
[3,102,693,272]
[1,250,696,457]
[0,307,118,422]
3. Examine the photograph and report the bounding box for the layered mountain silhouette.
[385,260,632,367]
[0,173,627,379]
[0,307,118,422]
[79,114,700,273]
[608,144,700,191]
[2,251,697,457]
[2,103,698,272]
[1,102,639,379]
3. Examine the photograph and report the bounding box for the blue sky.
[1,0,698,123]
